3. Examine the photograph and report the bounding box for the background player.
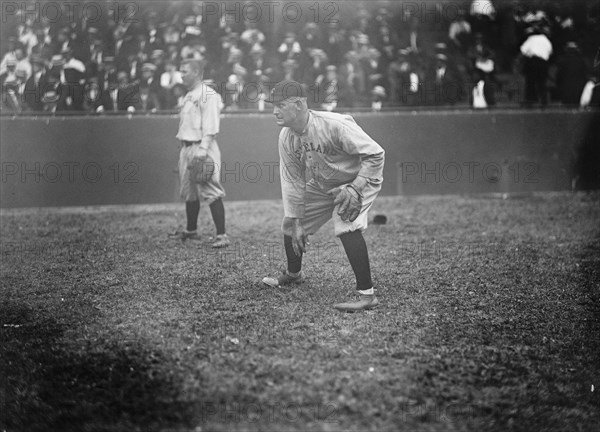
[262,80,385,312]
[169,59,230,248]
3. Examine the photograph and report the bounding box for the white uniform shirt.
[176,82,222,142]
[279,110,385,218]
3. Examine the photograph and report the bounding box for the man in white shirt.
[520,25,553,107]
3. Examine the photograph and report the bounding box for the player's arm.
[339,119,385,194]
[329,120,385,222]
[196,88,222,159]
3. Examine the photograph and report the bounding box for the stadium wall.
[1,110,598,208]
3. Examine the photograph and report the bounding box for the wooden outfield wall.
[1,110,598,208]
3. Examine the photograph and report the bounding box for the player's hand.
[291,219,308,257]
[188,155,215,183]
[193,146,209,161]
[331,185,363,222]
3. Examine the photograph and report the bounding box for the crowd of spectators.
[1,0,599,114]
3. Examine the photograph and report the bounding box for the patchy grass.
[1,192,599,432]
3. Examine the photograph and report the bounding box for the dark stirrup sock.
[340,230,373,291]
[186,200,200,232]
[283,234,303,274]
[209,198,226,235]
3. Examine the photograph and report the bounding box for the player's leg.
[340,230,373,291]
[201,146,229,248]
[261,231,306,287]
[170,145,201,240]
[186,200,200,233]
[331,182,381,312]
[263,182,333,287]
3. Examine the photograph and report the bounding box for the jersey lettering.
[297,140,337,157]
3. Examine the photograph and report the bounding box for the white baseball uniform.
[278,110,385,236]
[176,82,225,203]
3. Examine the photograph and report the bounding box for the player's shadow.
[0,302,196,431]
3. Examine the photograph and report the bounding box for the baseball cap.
[266,80,306,103]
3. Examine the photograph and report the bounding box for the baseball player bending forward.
[262,80,385,312]
[170,59,230,248]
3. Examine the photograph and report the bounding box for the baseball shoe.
[168,229,200,241]
[333,294,379,312]
[262,270,306,288]
[212,234,231,248]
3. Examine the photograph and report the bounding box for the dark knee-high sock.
[340,230,373,291]
[209,198,226,235]
[283,235,302,274]
[186,200,200,232]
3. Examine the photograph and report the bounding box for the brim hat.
[41,90,58,103]
[50,55,65,67]
[371,85,386,97]
[141,62,157,72]
[185,26,202,36]
[151,49,164,59]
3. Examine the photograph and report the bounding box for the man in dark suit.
[94,70,137,112]
[22,55,48,111]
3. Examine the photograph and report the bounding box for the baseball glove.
[188,156,215,184]
[332,184,363,222]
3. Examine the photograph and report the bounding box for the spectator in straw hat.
[140,62,159,90]
[47,54,65,82]
[370,85,387,111]
[40,73,66,113]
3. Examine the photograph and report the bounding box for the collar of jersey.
[292,110,312,137]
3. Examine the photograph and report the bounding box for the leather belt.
[182,140,201,147]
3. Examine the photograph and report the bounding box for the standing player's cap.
[266,80,306,103]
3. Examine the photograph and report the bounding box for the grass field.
[1,192,599,432]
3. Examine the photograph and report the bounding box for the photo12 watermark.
[398,161,540,184]
[1,161,140,184]
[1,239,144,262]
[1,1,140,24]
[200,1,340,24]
